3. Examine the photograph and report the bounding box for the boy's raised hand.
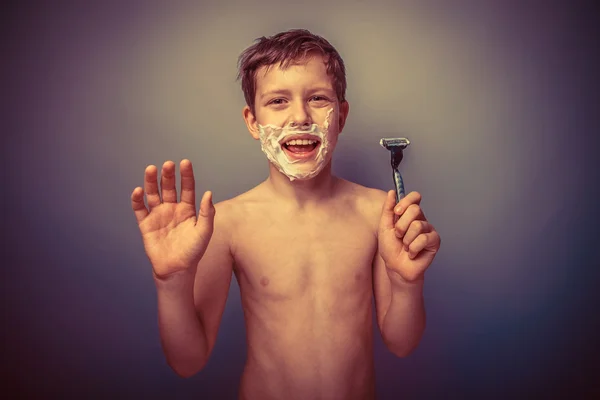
[131,159,215,279]
[378,190,441,283]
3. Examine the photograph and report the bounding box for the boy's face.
[243,54,349,181]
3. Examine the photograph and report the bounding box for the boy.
[131,29,441,400]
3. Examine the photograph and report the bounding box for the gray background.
[4,0,599,398]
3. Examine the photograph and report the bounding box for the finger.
[402,220,433,247]
[179,159,196,206]
[394,191,422,215]
[131,187,149,223]
[199,191,215,218]
[394,203,424,239]
[379,190,397,231]
[144,165,161,210]
[160,161,177,203]
[408,231,441,259]
[197,191,216,233]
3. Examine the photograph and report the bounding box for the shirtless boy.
[131,29,441,400]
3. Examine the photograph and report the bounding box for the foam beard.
[258,108,335,181]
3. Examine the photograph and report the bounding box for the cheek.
[324,130,339,150]
[332,133,340,146]
[256,108,282,126]
[324,110,339,136]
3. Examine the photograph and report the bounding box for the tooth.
[300,139,307,145]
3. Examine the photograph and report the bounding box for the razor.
[380,137,411,202]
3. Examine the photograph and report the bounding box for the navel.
[260,276,270,286]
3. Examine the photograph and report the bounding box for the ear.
[338,100,350,134]
[242,105,260,140]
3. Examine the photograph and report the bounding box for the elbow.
[173,366,201,379]
[166,340,212,378]
[382,329,425,358]
[387,341,420,358]
[168,357,207,378]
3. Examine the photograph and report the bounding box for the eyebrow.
[260,87,336,99]
[260,89,291,99]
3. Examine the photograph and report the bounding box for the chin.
[285,166,327,181]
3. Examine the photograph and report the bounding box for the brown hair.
[237,29,347,115]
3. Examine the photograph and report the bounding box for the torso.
[228,178,383,400]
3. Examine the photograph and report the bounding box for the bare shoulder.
[211,182,268,233]
[220,182,268,211]
[213,199,235,228]
[214,181,266,214]
[335,178,389,228]
[204,199,233,248]
[336,178,388,206]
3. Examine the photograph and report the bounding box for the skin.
[131,54,441,399]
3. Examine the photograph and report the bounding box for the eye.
[310,95,329,102]
[268,98,287,105]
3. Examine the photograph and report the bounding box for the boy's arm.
[156,201,234,377]
[372,252,426,358]
[192,200,235,364]
[370,188,439,357]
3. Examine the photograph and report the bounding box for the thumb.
[198,190,216,225]
[379,190,397,232]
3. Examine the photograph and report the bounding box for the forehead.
[255,55,333,93]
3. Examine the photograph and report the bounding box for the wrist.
[387,269,424,293]
[154,268,195,292]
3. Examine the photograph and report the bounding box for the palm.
[139,202,211,276]
[131,160,215,279]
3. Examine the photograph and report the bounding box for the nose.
[289,102,312,129]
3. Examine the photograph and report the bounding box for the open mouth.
[281,136,321,160]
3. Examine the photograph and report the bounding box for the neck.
[265,162,339,208]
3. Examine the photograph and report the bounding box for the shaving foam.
[258,108,335,181]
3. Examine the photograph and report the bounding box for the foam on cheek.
[258,107,335,181]
[319,107,335,161]
[323,107,334,132]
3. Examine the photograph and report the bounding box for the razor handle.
[390,149,405,203]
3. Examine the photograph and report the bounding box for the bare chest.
[233,211,377,300]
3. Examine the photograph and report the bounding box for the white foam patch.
[258,107,335,181]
